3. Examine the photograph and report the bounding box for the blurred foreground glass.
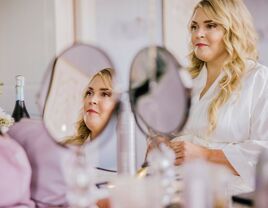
[183,159,231,208]
[110,176,163,208]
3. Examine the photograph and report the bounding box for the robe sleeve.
[223,72,268,189]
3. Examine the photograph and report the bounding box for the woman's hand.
[96,198,110,208]
[170,140,210,165]
[145,136,171,160]
[170,140,239,175]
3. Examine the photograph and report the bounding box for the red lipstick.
[87,109,98,114]
[196,43,208,47]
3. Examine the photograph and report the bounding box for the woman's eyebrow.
[88,87,111,91]
[204,20,214,23]
[99,88,111,91]
[191,20,214,24]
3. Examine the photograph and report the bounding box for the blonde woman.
[170,0,268,194]
[66,68,118,145]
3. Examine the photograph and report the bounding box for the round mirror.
[43,44,116,143]
[42,43,120,176]
[129,46,191,138]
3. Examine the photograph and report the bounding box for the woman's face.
[83,75,117,138]
[190,7,228,64]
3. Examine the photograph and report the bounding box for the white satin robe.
[175,60,268,195]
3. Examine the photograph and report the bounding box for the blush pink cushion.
[0,134,34,207]
[8,119,69,207]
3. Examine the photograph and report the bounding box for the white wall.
[0,0,56,117]
[54,0,74,55]
[93,0,163,91]
[74,0,97,44]
[0,0,74,117]
[244,0,268,66]
[163,0,199,67]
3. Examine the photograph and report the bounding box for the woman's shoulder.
[245,60,268,84]
[246,60,268,78]
[244,60,268,96]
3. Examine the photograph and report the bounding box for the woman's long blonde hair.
[65,68,114,145]
[188,0,258,134]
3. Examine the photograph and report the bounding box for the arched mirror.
[43,43,120,207]
[42,43,120,175]
[129,46,191,139]
[43,44,116,143]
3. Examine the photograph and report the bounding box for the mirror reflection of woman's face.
[83,75,116,139]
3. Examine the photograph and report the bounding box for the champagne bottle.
[12,75,30,122]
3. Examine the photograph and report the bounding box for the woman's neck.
[206,59,226,80]
[206,63,222,81]
[89,132,97,141]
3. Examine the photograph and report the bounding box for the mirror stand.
[116,92,136,175]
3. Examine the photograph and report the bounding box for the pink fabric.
[0,134,34,207]
[8,118,70,207]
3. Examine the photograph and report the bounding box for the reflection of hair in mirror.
[188,0,258,134]
[131,52,167,105]
[155,51,166,81]
[131,79,149,105]
[64,68,114,145]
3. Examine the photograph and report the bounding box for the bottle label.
[16,86,24,101]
